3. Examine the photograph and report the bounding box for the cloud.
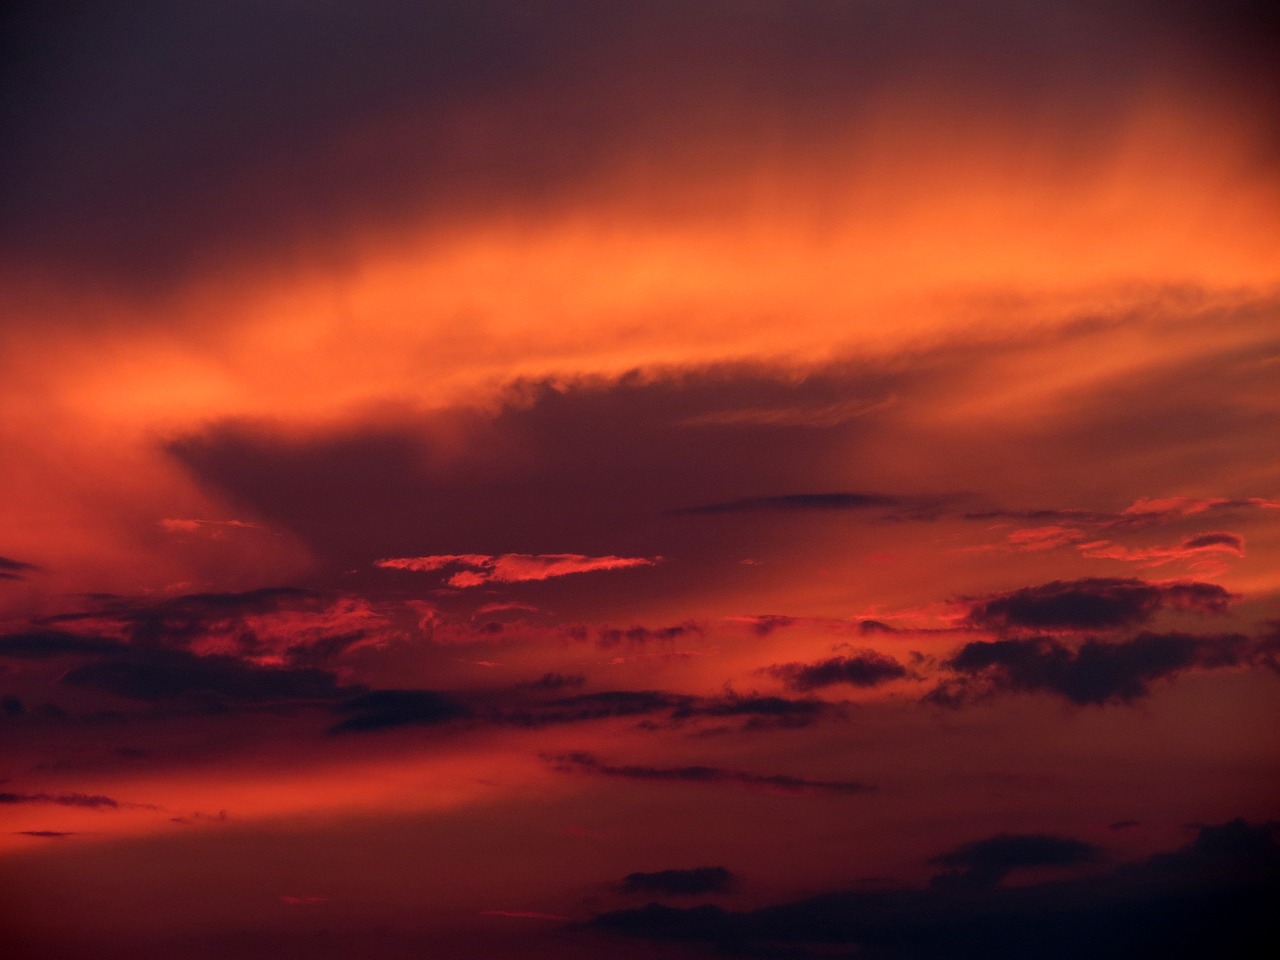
[15,831,76,838]
[0,792,121,809]
[62,648,352,704]
[375,553,657,587]
[0,630,126,659]
[928,834,1099,889]
[545,752,874,795]
[766,652,910,691]
[622,866,736,896]
[591,819,1280,959]
[41,588,396,667]
[0,555,39,581]
[158,518,262,535]
[596,621,705,647]
[961,578,1235,633]
[1078,532,1246,566]
[930,632,1253,706]
[328,689,469,733]
[671,492,905,515]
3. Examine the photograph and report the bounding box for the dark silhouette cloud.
[591,819,1280,959]
[929,632,1252,706]
[767,652,909,691]
[0,792,120,808]
[0,555,38,581]
[545,752,873,795]
[962,578,1234,633]
[622,866,736,897]
[928,834,1099,889]
[15,831,76,838]
[328,689,469,733]
[62,648,351,704]
[596,621,705,648]
[0,630,125,659]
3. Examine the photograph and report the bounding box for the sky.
[1,2,1278,957]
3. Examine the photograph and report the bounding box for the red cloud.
[375,553,657,587]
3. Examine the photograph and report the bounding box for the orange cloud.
[375,554,658,587]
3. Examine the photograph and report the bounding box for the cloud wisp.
[375,553,658,587]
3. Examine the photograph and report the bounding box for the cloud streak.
[545,752,874,795]
[375,553,657,587]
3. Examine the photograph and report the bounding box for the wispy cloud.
[375,553,658,587]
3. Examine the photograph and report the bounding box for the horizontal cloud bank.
[592,819,1280,959]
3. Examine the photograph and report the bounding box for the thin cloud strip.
[375,553,658,587]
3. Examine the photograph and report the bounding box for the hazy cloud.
[622,866,736,896]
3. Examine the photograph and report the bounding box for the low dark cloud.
[62,648,352,704]
[0,792,120,808]
[596,621,705,648]
[767,652,909,691]
[15,831,76,838]
[591,819,1280,959]
[0,555,39,581]
[622,866,736,897]
[0,630,125,659]
[929,632,1252,706]
[962,578,1234,633]
[328,689,469,733]
[928,834,1099,890]
[546,752,873,795]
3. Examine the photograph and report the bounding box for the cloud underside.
[931,632,1267,706]
[962,578,1234,633]
[593,820,1280,960]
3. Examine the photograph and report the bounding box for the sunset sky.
[2,2,1278,958]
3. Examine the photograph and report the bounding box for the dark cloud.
[591,819,1280,959]
[50,587,316,647]
[545,752,873,795]
[962,578,1234,633]
[164,367,905,588]
[499,689,839,732]
[0,630,125,659]
[515,672,586,691]
[767,652,909,691]
[1,695,22,716]
[1110,820,1140,831]
[328,689,469,733]
[0,792,120,808]
[15,830,76,838]
[930,632,1252,706]
[6,1,1267,293]
[622,866,736,897]
[928,834,1099,890]
[0,555,38,581]
[596,621,705,648]
[669,693,836,729]
[1181,532,1246,551]
[62,648,352,704]
[504,690,686,728]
